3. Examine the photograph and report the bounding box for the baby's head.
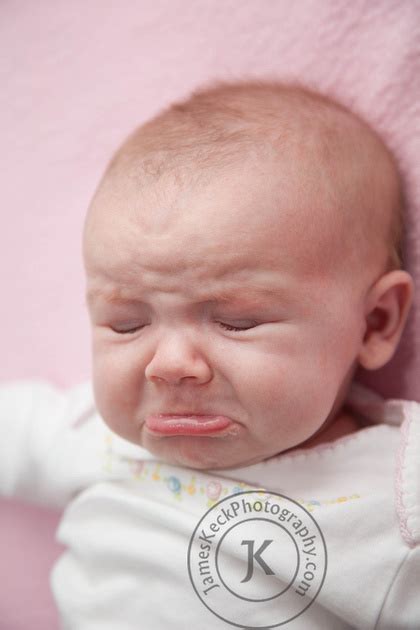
[83,80,414,470]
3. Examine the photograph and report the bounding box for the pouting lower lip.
[144,414,234,436]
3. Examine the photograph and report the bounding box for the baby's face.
[84,157,367,470]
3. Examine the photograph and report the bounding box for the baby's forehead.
[86,166,347,302]
[85,85,401,284]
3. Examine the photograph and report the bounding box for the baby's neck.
[286,408,364,454]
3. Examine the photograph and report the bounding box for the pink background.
[1,1,419,628]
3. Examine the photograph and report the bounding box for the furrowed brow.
[204,286,288,304]
[86,284,289,306]
[85,288,141,306]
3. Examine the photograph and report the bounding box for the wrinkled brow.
[85,284,292,307]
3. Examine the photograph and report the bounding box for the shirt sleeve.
[0,379,107,509]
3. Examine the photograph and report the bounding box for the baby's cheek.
[92,353,134,426]
[265,361,336,436]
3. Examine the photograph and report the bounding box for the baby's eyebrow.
[200,286,290,305]
[86,288,141,306]
[86,284,291,307]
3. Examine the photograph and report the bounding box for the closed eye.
[217,321,259,332]
[111,325,145,335]
[110,321,260,335]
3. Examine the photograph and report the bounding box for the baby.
[1,79,419,629]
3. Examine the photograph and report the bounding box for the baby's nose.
[144,330,213,385]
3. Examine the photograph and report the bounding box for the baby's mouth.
[144,414,236,437]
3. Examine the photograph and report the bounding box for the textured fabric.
[0,378,419,629]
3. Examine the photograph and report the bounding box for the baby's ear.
[357,270,414,370]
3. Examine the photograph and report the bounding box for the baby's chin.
[141,435,232,470]
[140,434,284,471]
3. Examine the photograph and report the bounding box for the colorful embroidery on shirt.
[300,495,361,512]
[129,463,253,506]
[103,433,361,509]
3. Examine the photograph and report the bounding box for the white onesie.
[0,379,419,629]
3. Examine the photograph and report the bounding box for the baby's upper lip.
[152,411,221,417]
